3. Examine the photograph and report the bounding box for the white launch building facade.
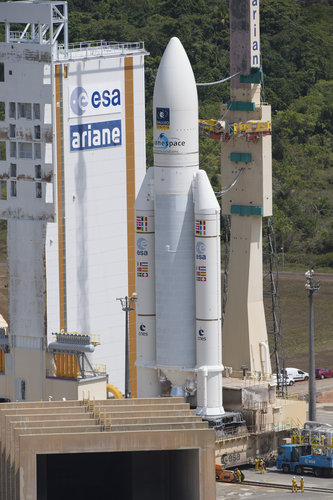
[135,38,224,419]
[0,1,147,401]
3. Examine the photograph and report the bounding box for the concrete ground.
[216,468,333,499]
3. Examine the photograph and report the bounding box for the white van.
[272,374,295,386]
[283,367,309,382]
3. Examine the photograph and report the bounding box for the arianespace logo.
[69,83,121,118]
[70,120,121,151]
[154,133,185,151]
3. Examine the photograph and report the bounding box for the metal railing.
[277,391,307,401]
[57,40,146,60]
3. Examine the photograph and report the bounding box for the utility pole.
[305,270,320,421]
[116,293,137,398]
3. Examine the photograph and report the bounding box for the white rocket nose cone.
[153,37,197,109]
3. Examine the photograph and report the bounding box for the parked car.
[316,368,333,379]
[272,374,295,386]
[282,368,309,382]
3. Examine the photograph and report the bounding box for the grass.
[276,274,333,371]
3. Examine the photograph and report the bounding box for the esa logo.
[197,328,206,341]
[69,83,121,117]
[154,133,185,151]
[138,324,148,336]
[196,241,206,261]
[137,237,148,256]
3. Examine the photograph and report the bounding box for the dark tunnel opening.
[37,448,199,500]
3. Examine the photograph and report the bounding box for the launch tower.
[221,0,272,377]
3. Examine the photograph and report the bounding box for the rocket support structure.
[221,0,272,378]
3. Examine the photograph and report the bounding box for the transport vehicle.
[272,374,295,386]
[277,444,333,477]
[282,368,309,381]
[215,463,244,482]
[316,368,333,379]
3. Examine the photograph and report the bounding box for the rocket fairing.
[135,37,224,417]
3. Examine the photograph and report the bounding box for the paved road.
[288,378,333,396]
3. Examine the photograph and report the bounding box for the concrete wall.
[45,375,107,401]
[0,398,215,500]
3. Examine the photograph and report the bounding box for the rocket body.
[135,37,224,417]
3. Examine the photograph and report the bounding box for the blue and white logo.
[196,241,206,260]
[70,87,89,116]
[70,120,121,151]
[69,83,121,118]
[156,107,170,129]
[196,242,206,254]
[137,237,148,256]
[137,238,148,251]
[154,133,185,151]
[155,133,169,150]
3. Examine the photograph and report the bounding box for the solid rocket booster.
[135,37,224,417]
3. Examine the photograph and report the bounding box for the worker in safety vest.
[260,459,265,473]
[292,476,297,493]
[300,476,304,493]
[235,468,242,483]
[254,456,259,471]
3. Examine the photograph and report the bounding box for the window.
[36,182,42,199]
[0,181,7,200]
[34,125,40,140]
[9,124,16,138]
[0,63,4,82]
[9,102,16,119]
[0,102,4,121]
[18,103,32,119]
[35,164,41,179]
[10,163,17,198]
[10,142,16,158]
[34,143,41,160]
[18,142,32,159]
[33,103,40,120]
[10,163,16,177]
[10,180,16,197]
[0,142,5,160]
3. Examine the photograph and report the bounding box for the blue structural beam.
[227,101,255,111]
[231,205,263,216]
[230,152,252,163]
[240,67,263,84]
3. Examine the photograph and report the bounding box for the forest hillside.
[2,0,333,269]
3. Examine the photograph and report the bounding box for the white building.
[0,1,147,401]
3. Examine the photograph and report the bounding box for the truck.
[276,444,333,477]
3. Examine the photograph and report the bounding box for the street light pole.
[305,270,320,421]
[116,293,137,399]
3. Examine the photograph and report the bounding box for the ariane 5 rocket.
[135,37,224,419]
